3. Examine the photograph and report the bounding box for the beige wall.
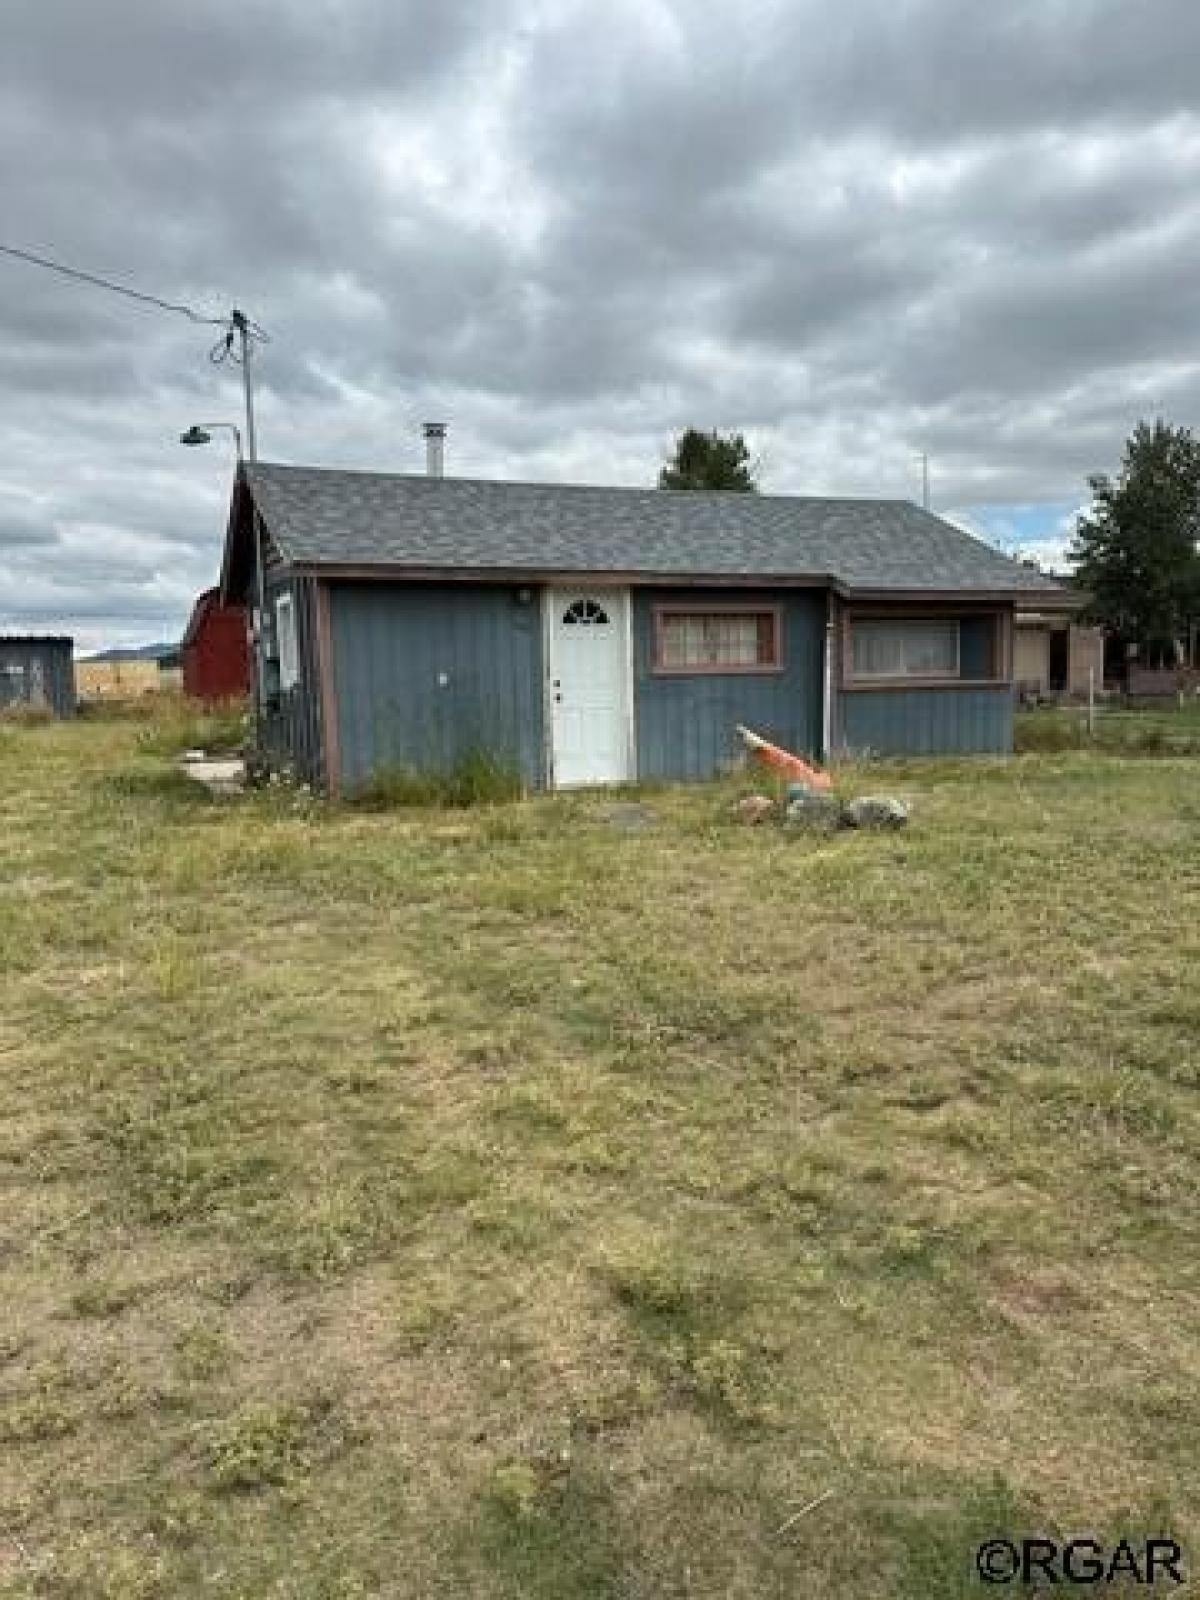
[1014,621,1104,694]
[1067,626,1104,695]
[1014,625,1050,688]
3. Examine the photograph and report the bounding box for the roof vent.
[423,422,446,479]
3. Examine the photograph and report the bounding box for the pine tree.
[1069,420,1200,662]
[659,429,758,491]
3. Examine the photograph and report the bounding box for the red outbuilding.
[181,588,250,702]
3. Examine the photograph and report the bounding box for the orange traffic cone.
[736,725,833,792]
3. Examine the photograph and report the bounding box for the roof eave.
[1013,588,1088,614]
[220,468,301,604]
[842,584,1076,606]
[289,561,1073,605]
[290,561,836,588]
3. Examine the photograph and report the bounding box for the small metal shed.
[0,636,76,716]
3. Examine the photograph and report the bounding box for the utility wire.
[209,311,271,368]
[0,240,254,332]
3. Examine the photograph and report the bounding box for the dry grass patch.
[0,716,1197,1596]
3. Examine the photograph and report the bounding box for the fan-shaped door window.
[562,598,610,626]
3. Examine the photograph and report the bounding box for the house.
[1013,606,1105,700]
[218,461,1067,794]
[181,588,250,703]
[0,636,75,716]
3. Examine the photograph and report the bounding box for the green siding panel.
[328,581,544,790]
[838,686,1013,755]
[633,589,826,780]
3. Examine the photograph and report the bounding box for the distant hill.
[82,642,179,663]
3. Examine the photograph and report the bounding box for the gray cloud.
[2,0,1200,647]
[0,520,56,552]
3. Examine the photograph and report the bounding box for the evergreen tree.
[1070,419,1200,662]
[659,429,758,491]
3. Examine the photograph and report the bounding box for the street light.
[179,418,263,743]
[179,421,243,458]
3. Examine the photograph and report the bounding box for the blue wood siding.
[328,582,543,790]
[632,588,826,780]
[260,573,325,786]
[838,686,1013,754]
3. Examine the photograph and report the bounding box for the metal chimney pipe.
[423,422,446,478]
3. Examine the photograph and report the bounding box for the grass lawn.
[1,712,1198,1597]
[1017,698,1200,753]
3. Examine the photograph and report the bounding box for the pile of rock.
[733,785,909,832]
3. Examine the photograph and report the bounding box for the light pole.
[180,420,264,743]
[230,310,257,462]
[914,452,931,510]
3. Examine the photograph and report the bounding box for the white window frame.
[275,592,299,691]
[850,617,961,682]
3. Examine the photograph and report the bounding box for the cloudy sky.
[3,0,1198,649]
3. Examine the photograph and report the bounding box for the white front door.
[548,588,633,787]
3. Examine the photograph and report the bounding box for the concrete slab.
[180,756,246,795]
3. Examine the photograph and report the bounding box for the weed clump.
[351,748,524,809]
[0,701,56,727]
[196,1396,360,1492]
[133,702,248,757]
[103,766,214,806]
[1014,712,1086,753]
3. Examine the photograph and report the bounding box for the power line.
[0,240,233,329]
[209,308,271,370]
[1,239,270,460]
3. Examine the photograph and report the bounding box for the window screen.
[656,610,780,672]
[851,619,960,679]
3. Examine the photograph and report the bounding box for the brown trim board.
[290,563,1067,608]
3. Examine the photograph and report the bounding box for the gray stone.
[784,791,843,829]
[843,795,909,830]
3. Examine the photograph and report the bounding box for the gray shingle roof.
[242,463,1065,597]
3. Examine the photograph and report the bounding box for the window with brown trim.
[850,618,960,680]
[653,606,782,674]
[844,611,1009,686]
